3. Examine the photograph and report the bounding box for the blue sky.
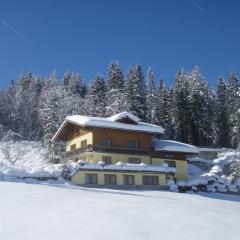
[0,0,240,88]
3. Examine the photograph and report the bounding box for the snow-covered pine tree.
[146,67,158,124]
[227,72,240,148]
[126,64,146,120]
[215,77,230,147]
[106,61,128,115]
[188,67,216,146]
[85,73,107,117]
[172,69,191,143]
[38,71,78,162]
[155,79,173,138]
[3,73,43,140]
[63,71,85,97]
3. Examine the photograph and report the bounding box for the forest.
[0,61,239,156]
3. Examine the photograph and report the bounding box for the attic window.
[116,117,138,124]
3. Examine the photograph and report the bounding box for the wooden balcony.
[66,144,151,157]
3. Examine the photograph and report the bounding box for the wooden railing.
[66,144,151,157]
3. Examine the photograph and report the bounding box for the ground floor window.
[85,174,97,184]
[104,174,116,185]
[142,176,158,185]
[128,158,141,164]
[165,160,176,168]
[123,175,135,185]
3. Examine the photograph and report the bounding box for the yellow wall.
[152,157,188,180]
[66,132,93,152]
[69,153,188,181]
[71,170,167,186]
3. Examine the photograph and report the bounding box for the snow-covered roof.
[72,161,175,175]
[108,112,140,123]
[153,139,199,154]
[187,156,210,164]
[52,112,164,141]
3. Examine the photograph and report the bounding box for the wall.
[152,158,188,180]
[66,132,93,152]
[71,170,166,186]
[92,128,153,149]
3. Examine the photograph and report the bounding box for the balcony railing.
[66,144,151,157]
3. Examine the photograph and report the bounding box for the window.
[102,156,112,165]
[85,174,97,184]
[81,140,87,147]
[123,175,135,185]
[142,176,158,185]
[128,158,141,164]
[128,140,140,149]
[104,174,116,185]
[101,137,111,146]
[70,144,76,151]
[166,175,173,181]
[165,160,176,168]
[164,153,174,159]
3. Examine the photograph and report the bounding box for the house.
[52,112,199,188]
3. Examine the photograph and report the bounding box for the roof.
[71,161,176,176]
[153,139,199,154]
[52,112,164,141]
[187,156,210,164]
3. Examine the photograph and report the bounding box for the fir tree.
[85,73,107,117]
[227,72,240,148]
[127,65,146,120]
[146,67,157,123]
[216,77,230,147]
[106,61,127,115]
[172,69,191,143]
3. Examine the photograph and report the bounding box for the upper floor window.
[70,144,76,151]
[128,140,140,149]
[164,153,174,159]
[165,160,176,168]
[81,140,87,147]
[128,158,141,164]
[101,137,111,146]
[102,156,112,165]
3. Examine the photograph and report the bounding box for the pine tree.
[188,67,216,146]
[216,77,230,147]
[227,72,240,148]
[156,79,173,138]
[106,61,128,115]
[126,65,146,120]
[172,69,191,143]
[146,68,157,123]
[85,73,107,117]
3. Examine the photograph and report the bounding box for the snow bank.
[0,141,63,179]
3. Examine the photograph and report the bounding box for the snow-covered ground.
[0,141,62,179]
[0,181,239,240]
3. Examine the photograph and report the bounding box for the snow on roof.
[52,112,164,141]
[73,161,176,174]
[187,156,210,164]
[107,111,140,123]
[153,139,199,154]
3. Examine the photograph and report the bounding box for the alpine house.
[52,112,199,188]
